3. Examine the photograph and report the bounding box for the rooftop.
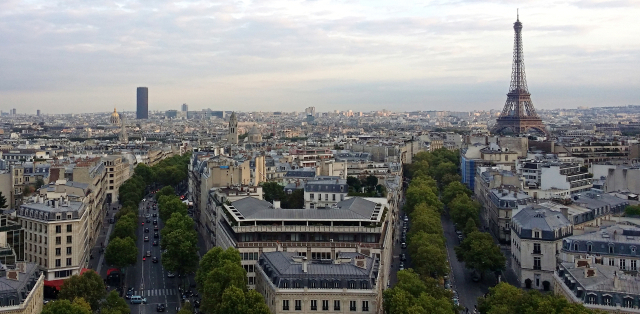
[512,206,572,232]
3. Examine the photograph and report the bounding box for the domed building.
[247,125,262,143]
[110,108,121,125]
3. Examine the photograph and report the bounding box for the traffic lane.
[441,215,493,312]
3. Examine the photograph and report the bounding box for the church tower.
[228,112,238,144]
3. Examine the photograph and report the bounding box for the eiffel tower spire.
[492,13,548,136]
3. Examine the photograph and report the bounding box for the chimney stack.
[302,257,308,273]
[273,200,281,209]
[561,207,569,219]
[614,271,620,289]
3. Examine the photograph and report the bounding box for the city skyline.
[2,0,640,113]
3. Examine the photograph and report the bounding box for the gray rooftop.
[229,197,382,221]
[512,206,572,237]
[560,261,640,295]
[304,179,348,193]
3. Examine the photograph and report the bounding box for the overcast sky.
[1,0,639,114]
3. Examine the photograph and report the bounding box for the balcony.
[232,225,382,234]
[533,250,542,255]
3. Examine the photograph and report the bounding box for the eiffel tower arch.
[491,14,549,136]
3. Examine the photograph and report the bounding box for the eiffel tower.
[491,13,548,136]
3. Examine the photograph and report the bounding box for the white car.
[167,272,175,278]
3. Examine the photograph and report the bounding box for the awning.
[44,268,93,291]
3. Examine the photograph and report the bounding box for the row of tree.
[196,247,270,314]
[384,149,461,314]
[42,270,130,314]
[347,175,386,197]
[261,181,304,209]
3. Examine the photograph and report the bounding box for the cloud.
[0,0,639,113]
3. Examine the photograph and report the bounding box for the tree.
[155,185,175,200]
[405,183,442,214]
[408,231,448,278]
[448,194,481,230]
[365,175,378,188]
[58,270,106,311]
[159,196,188,222]
[625,205,640,216]
[105,237,137,269]
[161,212,196,240]
[110,215,137,240]
[432,162,458,183]
[282,189,304,209]
[134,163,155,185]
[178,302,194,314]
[161,229,199,278]
[218,286,271,314]
[409,203,443,236]
[0,192,7,209]
[455,231,505,275]
[196,247,242,289]
[478,282,597,314]
[261,181,285,203]
[201,259,248,314]
[101,290,131,314]
[441,181,471,206]
[42,298,92,314]
[383,270,456,314]
[463,217,478,236]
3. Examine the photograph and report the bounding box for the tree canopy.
[42,298,92,314]
[455,230,505,274]
[105,236,137,269]
[58,270,106,312]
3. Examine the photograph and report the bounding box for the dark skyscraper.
[137,87,148,119]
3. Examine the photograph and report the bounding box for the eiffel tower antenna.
[491,13,548,136]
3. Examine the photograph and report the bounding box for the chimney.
[273,200,281,209]
[561,207,569,219]
[613,271,620,289]
[302,257,308,273]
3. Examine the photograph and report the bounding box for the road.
[441,213,494,313]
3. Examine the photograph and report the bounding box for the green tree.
[463,217,478,236]
[161,229,199,278]
[58,270,106,311]
[441,181,471,206]
[282,189,304,209]
[201,258,248,314]
[218,286,271,314]
[365,175,378,187]
[159,196,188,222]
[134,163,155,185]
[408,231,448,278]
[432,162,458,183]
[161,212,196,240]
[196,247,242,289]
[178,302,194,314]
[35,178,46,189]
[405,183,442,214]
[448,194,481,230]
[101,290,131,314]
[625,205,640,216]
[0,192,7,209]
[455,231,505,276]
[383,270,455,314]
[105,237,137,269]
[156,185,176,200]
[261,181,285,203]
[409,203,443,236]
[110,215,137,240]
[42,298,92,314]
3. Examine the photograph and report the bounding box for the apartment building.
[303,177,348,209]
[511,206,573,291]
[102,155,131,204]
[256,251,377,314]
[0,262,44,314]
[18,189,90,282]
[214,196,394,313]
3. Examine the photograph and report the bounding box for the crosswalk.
[132,289,177,297]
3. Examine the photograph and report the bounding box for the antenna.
[517,9,519,21]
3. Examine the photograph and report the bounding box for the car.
[400,254,406,261]
[152,256,158,263]
[146,250,151,257]
[125,288,134,299]
[109,218,115,224]
[455,230,463,236]
[152,241,158,246]
[154,232,159,238]
[153,220,158,225]
[167,272,175,278]
[146,218,151,223]
[144,228,150,233]
[130,296,146,304]
[152,213,157,217]
[145,214,151,218]
[403,215,408,222]
[156,304,166,312]
[458,234,463,242]
[401,242,407,249]
[471,270,481,282]
[141,222,144,226]
[399,262,405,270]
[452,297,459,306]
[144,236,149,242]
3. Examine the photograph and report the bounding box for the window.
[609,245,614,254]
[362,301,369,312]
[295,300,302,311]
[67,236,72,243]
[574,243,578,251]
[533,257,541,270]
[310,194,314,200]
[322,300,329,311]
[534,231,540,238]
[620,259,627,270]
[282,300,289,311]
[66,258,72,266]
[350,301,357,311]
[67,247,72,255]
[310,300,317,311]
[55,259,61,267]
[624,298,634,308]
[66,224,72,232]
[533,243,541,254]
[587,243,592,252]
[56,226,61,233]
[56,237,61,245]
[325,194,328,201]
[603,296,612,306]
[631,260,637,271]
[55,248,61,256]
[334,300,340,311]
[332,194,336,201]
[609,258,615,266]
[586,294,597,305]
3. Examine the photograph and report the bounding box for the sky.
[1,0,640,114]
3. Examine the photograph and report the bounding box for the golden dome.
[110,108,121,124]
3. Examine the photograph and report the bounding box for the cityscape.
[1,2,640,314]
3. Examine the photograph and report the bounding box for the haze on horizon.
[1,0,639,115]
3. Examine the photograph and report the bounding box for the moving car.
[152,241,158,246]
[167,272,175,278]
[144,236,149,242]
[399,262,405,270]
[153,220,158,225]
[156,304,166,312]
[400,254,406,261]
[144,228,150,233]
[152,256,158,263]
[152,213,157,217]
[154,226,159,231]
[146,251,151,257]
[130,296,146,304]
[154,232,159,238]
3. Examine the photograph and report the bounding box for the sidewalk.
[88,203,119,278]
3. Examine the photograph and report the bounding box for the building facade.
[136,87,148,119]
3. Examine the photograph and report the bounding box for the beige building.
[102,155,131,204]
[256,251,378,314]
[18,186,91,281]
[0,263,44,314]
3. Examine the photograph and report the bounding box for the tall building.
[181,103,188,112]
[11,109,16,116]
[136,87,148,119]
[228,112,238,144]
[491,14,548,136]
[36,110,40,117]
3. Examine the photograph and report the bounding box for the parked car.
[399,262,405,270]
[109,218,115,224]
[130,296,146,304]
[167,272,175,278]
[152,241,158,246]
[154,232,159,238]
[400,254,406,261]
[153,220,158,225]
[144,228,150,233]
[152,256,158,263]
[401,242,407,249]
[156,303,166,312]
[471,270,481,282]
[154,226,159,231]
[403,215,408,222]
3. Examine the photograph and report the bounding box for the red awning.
[44,268,94,290]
